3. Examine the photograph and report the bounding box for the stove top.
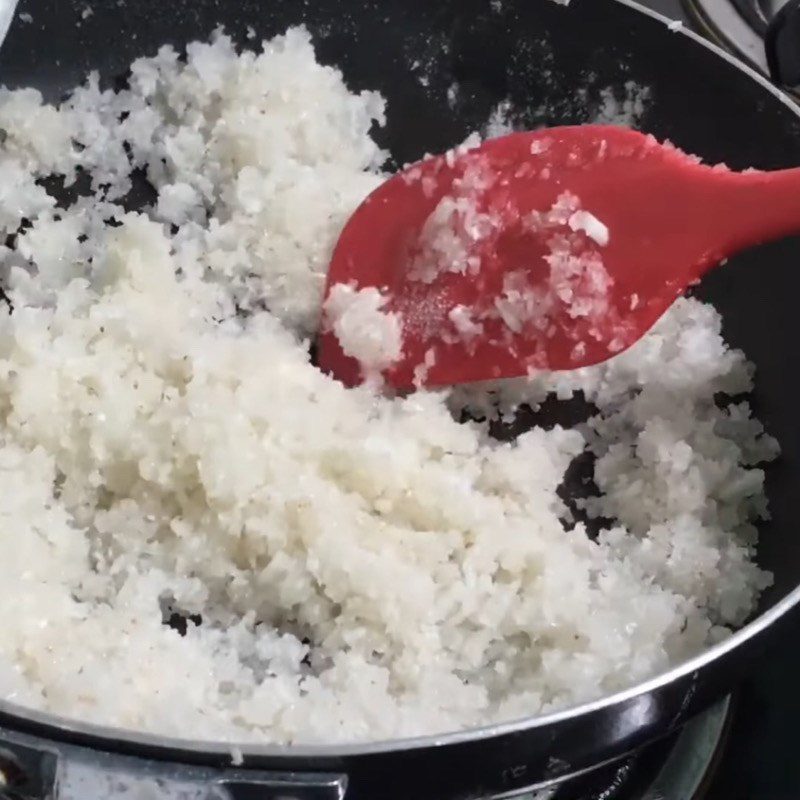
[641,0,800,89]
[685,0,774,72]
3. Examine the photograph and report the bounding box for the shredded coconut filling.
[403,187,619,363]
[324,283,403,377]
[0,27,776,747]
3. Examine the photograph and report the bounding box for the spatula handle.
[703,166,800,260]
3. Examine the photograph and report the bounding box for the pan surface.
[0,0,799,797]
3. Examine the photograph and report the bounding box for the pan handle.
[215,773,347,800]
[0,723,349,800]
[766,0,800,88]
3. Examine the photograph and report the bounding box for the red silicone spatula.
[318,125,800,389]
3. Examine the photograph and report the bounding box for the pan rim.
[1,0,799,761]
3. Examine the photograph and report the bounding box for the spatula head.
[318,125,731,389]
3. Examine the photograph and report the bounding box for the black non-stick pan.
[0,1,799,798]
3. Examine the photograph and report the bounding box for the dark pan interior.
[3,0,800,612]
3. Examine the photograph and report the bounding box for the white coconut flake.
[484,99,515,139]
[408,158,498,283]
[531,138,552,155]
[412,347,438,388]
[449,304,484,340]
[593,81,652,127]
[324,283,403,376]
[568,210,610,247]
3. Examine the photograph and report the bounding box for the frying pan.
[0,1,799,798]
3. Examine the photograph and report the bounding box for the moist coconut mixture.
[0,28,778,744]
